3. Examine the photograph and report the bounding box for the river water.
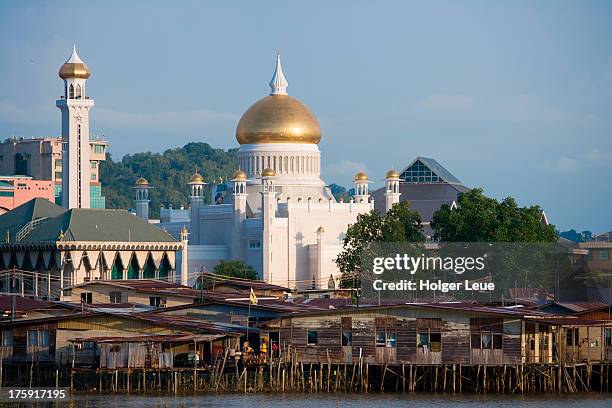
[5,393,611,407]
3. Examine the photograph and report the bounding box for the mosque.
[145,53,405,289]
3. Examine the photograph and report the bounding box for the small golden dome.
[190,171,204,183]
[261,168,276,177]
[316,226,325,234]
[385,169,400,179]
[354,171,369,182]
[135,177,149,186]
[59,62,90,80]
[236,95,321,144]
[232,169,247,181]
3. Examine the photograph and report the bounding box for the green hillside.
[99,143,238,218]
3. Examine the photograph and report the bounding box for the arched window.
[111,256,124,280]
[68,84,75,99]
[143,256,156,279]
[76,84,82,99]
[127,255,139,279]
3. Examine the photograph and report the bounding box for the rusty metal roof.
[70,333,225,343]
[537,301,610,313]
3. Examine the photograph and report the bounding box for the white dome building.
[159,53,402,289]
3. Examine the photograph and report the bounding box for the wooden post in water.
[70,343,75,391]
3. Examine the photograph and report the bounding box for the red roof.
[0,295,54,312]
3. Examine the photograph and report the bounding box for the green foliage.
[431,188,558,242]
[328,183,354,202]
[99,143,238,218]
[336,201,425,287]
[213,260,258,280]
[559,229,592,243]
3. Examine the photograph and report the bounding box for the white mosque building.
[146,53,403,289]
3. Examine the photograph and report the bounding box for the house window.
[80,292,92,304]
[566,328,579,346]
[27,330,38,347]
[109,291,123,304]
[150,296,167,307]
[605,328,612,347]
[307,330,318,345]
[376,329,397,348]
[418,330,441,352]
[470,318,503,350]
[75,341,96,351]
[2,330,13,347]
[470,332,502,350]
[599,250,610,261]
[342,331,352,346]
[417,318,442,351]
[248,239,261,249]
[39,331,49,347]
[27,330,49,347]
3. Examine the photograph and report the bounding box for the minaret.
[57,45,94,209]
[384,169,401,212]
[231,169,248,260]
[260,168,277,283]
[188,170,205,244]
[353,171,370,203]
[179,226,189,286]
[132,177,152,220]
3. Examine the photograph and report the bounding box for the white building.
[156,53,403,289]
[56,45,94,209]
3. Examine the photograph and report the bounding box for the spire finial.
[66,44,84,64]
[269,50,288,95]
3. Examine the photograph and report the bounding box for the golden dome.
[135,177,149,186]
[261,167,276,177]
[385,169,400,179]
[59,62,90,80]
[190,171,204,183]
[232,169,247,181]
[236,95,321,145]
[354,171,369,182]
[316,226,325,234]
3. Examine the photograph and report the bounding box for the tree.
[431,189,557,242]
[213,260,258,280]
[336,201,425,288]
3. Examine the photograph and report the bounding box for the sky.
[0,0,610,232]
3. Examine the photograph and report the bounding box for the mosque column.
[354,171,370,203]
[231,170,248,261]
[260,168,277,284]
[384,169,401,213]
[316,227,325,290]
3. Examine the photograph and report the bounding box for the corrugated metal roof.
[538,301,609,313]
[70,333,225,343]
[70,280,202,299]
